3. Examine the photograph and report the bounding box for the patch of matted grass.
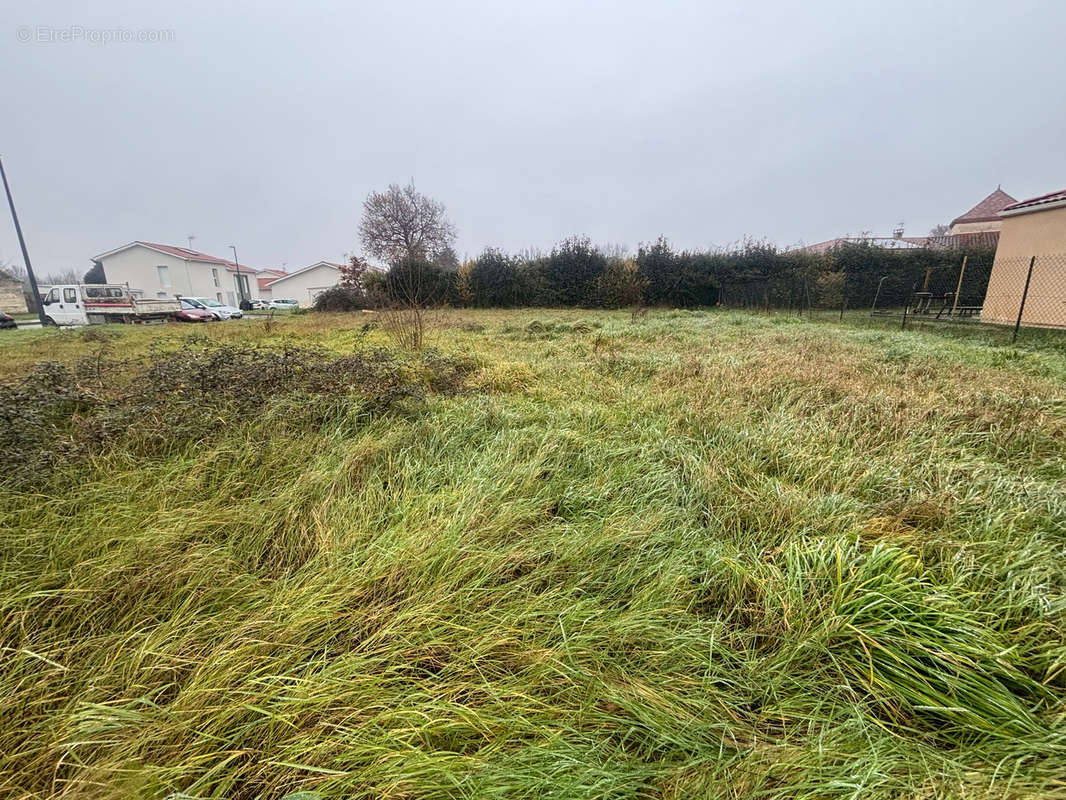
[1,309,1064,798]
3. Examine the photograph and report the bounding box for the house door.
[234,273,250,303]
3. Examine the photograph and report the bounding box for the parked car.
[250,299,269,310]
[180,297,243,320]
[0,311,17,330]
[174,300,216,323]
[268,298,299,310]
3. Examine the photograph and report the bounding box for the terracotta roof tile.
[950,188,1017,226]
[136,241,266,274]
[137,241,231,265]
[1002,188,1066,215]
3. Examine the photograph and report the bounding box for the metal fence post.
[871,275,887,315]
[1012,256,1036,344]
[952,255,967,316]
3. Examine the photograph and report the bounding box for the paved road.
[5,315,274,332]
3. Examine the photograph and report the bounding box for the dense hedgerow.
[353,238,995,312]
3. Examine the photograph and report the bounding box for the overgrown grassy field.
[2,310,1065,799]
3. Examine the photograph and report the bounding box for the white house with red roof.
[90,241,281,305]
[254,268,288,301]
[261,261,346,307]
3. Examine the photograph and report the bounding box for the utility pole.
[0,155,48,326]
[229,244,246,307]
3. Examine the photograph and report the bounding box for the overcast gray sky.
[2,0,1065,274]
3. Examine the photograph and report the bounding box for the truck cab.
[40,285,90,326]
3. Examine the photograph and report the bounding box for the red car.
[173,300,216,323]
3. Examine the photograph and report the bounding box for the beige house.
[948,187,1017,235]
[981,189,1066,328]
[92,241,276,305]
[0,271,29,314]
[263,262,345,306]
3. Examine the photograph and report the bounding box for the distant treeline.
[331,237,996,312]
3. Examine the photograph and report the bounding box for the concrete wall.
[949,219,1003,235]
[982,205,1066,328]
[0,278,28,314]
[98,245,262,303]
[266,264,341,306]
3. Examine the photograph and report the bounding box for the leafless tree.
[359,182,456,264]
[42,268,80,285]
[599,242,630,260]
[339,254,372,289]
[928,223,950,237]
[0,259,25,283]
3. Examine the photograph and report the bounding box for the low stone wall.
[0,284,28,314]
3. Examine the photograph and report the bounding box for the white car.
[181,297,243,320]
[267,298,299,310]
[250,300,269,310]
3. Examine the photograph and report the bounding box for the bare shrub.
[375,303,430,351]
[370,258,452,351]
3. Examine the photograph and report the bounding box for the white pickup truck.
[40,284,180,326]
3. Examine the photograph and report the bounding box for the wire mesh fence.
[718,250,1066,346]
[980,253,1066,337]
[889,251,1066,343]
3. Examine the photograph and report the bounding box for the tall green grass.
[1,310,1065,799]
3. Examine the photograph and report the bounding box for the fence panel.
[981,253,1066,342]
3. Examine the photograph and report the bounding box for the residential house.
[981,189,1066,329]
[255,269,288,301]
[795,234,926,255]
[91,241,273,305]
[948,187,1017,235]
[263,262,345,307]
[796,188,1015,254]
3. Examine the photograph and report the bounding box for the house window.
[212,268,220,287]
[156,265,171,287]
[216,292,223,303]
